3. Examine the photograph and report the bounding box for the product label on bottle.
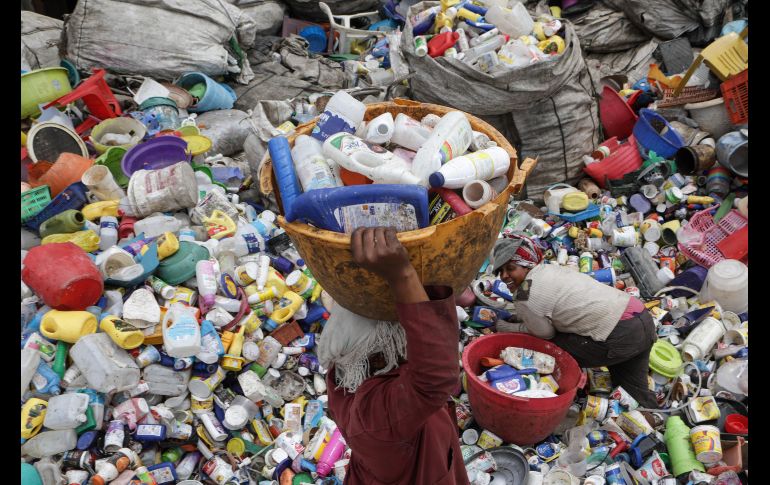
[439,127,473,164]
[242,233,263,254]
[100,219,118,229]
[329,133,390,158]
[149,466,176,482]
[335,203,419,234]
[302,157,338,192]
[463,151,494,178]
[312,111,357,142]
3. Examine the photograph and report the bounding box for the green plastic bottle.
[39,209,85,238]
[52,341,69,379]
[664,416,705,477]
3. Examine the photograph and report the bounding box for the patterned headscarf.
[491,234,544,273]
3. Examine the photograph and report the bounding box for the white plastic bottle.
[43,393,91,430]
[21,429,77,458]
[458,35,506,65]
[391,113,433,151]
[99,216,118,251]
[162,303,202,358]
[323,133,422,185]
[428,147,510,189]
[411,111,474,183]
[22,347,41,400]
[196,260,219,308]
[134,214,182,239]
[363,113,395,145]
[311,91,366,142]
[291,135,340,192]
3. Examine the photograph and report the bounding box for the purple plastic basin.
[121,136,190,177]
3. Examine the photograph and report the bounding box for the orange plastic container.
[462,333,586,445]
[32,153,94,197]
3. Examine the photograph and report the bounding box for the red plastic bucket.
[461,333,586,445]
[22,242,104,310]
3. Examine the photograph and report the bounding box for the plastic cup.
[82,165,126,201]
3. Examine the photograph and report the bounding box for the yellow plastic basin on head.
[263,98,536,320]
[21,67,72,119]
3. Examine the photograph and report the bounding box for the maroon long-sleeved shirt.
[326,286,470,485]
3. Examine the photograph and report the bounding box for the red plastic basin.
[462,333,586,445]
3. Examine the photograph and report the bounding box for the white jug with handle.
[543,183,579,215]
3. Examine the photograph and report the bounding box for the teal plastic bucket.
[175,72,236,113]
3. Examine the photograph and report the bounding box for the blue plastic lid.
[77,430,99,450]
[297,258,305,267]
[299,25,327,53]
[429,172,445,188]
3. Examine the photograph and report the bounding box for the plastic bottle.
[429,147,510,189]
[286,184,430,233]
[410,5,441,36]
[391,113,432,151]
[462,180,497,208]
[161,303,201,358]
[269,136,302,215]
[469,27,500,47]
[316,428,347,477]
[39,210,85,239]
[22,347,41,399]
[21,429,77,458]
[43,393,90,430]
[681,317,725,361]
[196,260,219,308]
[197,320,225,364]
[412,111,474,183]
[99,216,118,251]
[134,215,182,239]
[664,416,705,477]
[428,31,460,57]
[363,113,396,145]
[100,316,145,349]
[458,34,506,65]
[40,310,98,343]
[323,132,421,185]
[311,91,366,142]
[291,135,339,192]
[485,3,534,37]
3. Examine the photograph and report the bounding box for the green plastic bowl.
[21,67,72,119]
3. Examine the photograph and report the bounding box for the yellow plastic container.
[40,310,98,343]
[263,99,533,319]
[271,291,304,323]
[82,200,120,221]
[562,191,589,212]
[41,230,100,253]
[203,210,237,240]
[141,231,179,260]
[21,398,47,441]
[100,316,145,349]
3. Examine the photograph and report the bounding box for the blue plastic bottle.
[33,362,61,395]
[22,306,51,342]
[286,184,429,233]
[269,137,302,217]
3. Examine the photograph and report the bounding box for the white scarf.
[317,304,407,393]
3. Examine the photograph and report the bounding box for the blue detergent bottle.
[285,184,430,233]
[269,137,302,216]
[33,361,61,395]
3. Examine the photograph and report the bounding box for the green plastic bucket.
[156,242,210,285]
[95,146,130,188]
[21,67,72,119]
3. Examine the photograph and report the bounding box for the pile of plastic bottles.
[272,89,509,234]
[409,0,566,72]
[20,83,362,484]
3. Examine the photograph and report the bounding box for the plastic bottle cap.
[429,172,445,188]
[298,367,310,377]
[271,353,287,368]
[297,259,305,267]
